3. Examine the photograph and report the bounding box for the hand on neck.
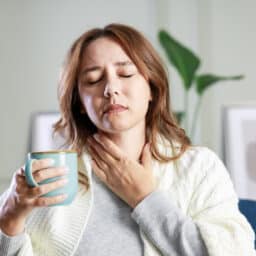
[99,128,146,162]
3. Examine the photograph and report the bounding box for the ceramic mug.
[24,150,78,206]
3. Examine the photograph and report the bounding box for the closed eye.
[120,74,134,78]
[87,78,102,85]
[85,74,134,85]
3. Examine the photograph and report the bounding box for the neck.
[101,125,146,162]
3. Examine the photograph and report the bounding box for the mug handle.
[25,159,39,187]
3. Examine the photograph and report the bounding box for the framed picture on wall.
[222,105,256,200]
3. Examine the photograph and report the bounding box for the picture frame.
[222,105,256,200]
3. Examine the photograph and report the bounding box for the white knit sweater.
[0,145,255,256]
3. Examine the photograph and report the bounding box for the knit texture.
[0,144,255,256]
[0,229,26,255]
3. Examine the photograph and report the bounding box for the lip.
[103,104,128,114]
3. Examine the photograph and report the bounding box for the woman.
[0,23,255,256]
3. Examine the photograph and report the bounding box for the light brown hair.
[54,23,190,171]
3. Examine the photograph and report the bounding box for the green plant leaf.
[174,111,185,124]
[195,74,244,95]
[158,30,201,90]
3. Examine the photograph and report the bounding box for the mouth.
[103,104,128,115]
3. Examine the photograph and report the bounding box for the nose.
[103,80,120,98]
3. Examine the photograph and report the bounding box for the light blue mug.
[25,150,78,206]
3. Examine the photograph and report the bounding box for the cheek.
[137,77,152,99]
[81,95,101,118]
[131,82,151,103]
[139,84,152,111]
[79,93,92,111]
[83,96,92,109]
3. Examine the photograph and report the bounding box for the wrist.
[0,214,26,236]
[132,189,156,209]
[0,200,27,236]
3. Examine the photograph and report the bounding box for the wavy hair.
[54,23,190,171]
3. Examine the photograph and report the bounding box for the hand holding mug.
[0,150,78,236]
[24,150,78,206]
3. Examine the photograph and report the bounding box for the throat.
[103,131,146,162]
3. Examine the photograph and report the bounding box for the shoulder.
[178,145,223,169]
[157,135,221,168]
[156,136,229,181]
[173,145,232,187]
[168,146,238,214]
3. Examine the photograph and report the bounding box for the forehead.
[81,37,132,66]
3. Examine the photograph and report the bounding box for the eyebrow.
[81,61,134,74]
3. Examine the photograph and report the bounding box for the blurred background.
[0,0,256,201]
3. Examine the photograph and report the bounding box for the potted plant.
[158,30,243,140]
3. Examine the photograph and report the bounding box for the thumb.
[141,143,152,169]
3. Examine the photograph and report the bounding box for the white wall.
[1,0,255,192]
[198,0,256,156]
[0,0,159,190]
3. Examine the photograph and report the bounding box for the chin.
[98,116,145,133]
[103,125,132,133]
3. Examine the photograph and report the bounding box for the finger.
[21,167,25,176]
[88,138,115,168]
[15,174,27,186]
[15,170,27,189]
[34,193,68,207]
[15,182,29,195]
[33,166,69,183]
[15,165,25,176]
[26,178,68,198]
[140,143,152,169]
[91,160,108,183]
[88,143,109,171]
[16,167,25,177]
[92,134,124,161]
[31,158,55,172]
[15,176,29,195]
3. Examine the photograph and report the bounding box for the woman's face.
[78,37,152,134]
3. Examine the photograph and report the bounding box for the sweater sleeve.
[188,148,255,256]
[0,190,34,256]
[0,229,26,256]
[132,147,255,256]
[131,190,209,256]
